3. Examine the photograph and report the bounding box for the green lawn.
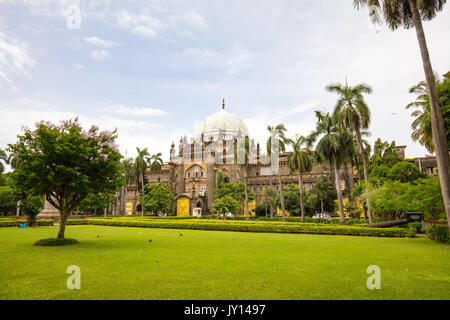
[0,225,449,300]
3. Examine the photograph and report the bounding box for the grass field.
[0,225,449,300]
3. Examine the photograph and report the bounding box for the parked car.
[312,213,332,220]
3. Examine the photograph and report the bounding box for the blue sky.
[0,0,449,161]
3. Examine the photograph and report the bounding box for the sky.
[0,0,449,164]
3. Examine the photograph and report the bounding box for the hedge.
[67,218,414,238]
[426,225,450,244]
[0,219,54,227]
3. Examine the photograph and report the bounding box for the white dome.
[202,108,248,140]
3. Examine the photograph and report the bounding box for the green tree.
[287,135,312,222]
[281,184,301,216]
[147,152,163,172]
[412,177,445,240]
[267,124,289,221]
[215,168,230,189]
[326,80,374,223]
[369,139,403,171]
[388,161,428,183]
[213,195,242,220]
[309,177,337,214]
[140,183,175,215]
[260,187,278,219]
[354,0,450,230]
[308,111,353,224]
[0,149,8,174]
[406,73,450,153]
[134,147,149,216]
[0,186,17,216]
[19,195,44,226]
[8,119,123,239]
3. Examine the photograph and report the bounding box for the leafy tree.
[140,183,175,215]
[0,149,8,174]
[308,177,337,214]
[281,184,301,216]
[147,152,163,172]
[20,195,44,226]
[215,168,230,189]
[308,111,354,224]
[369,165,391,186]
[287,135,312,222]
[411,177,445,240]
[406,73,450,153]
[213,195,242,220]
[260,187,278,219]
[0,186,18,216]
[267,124,289,221]
[214,181,255,206]
[354,0,450,231]
[369,139,403,171]
[8,119,123,238]
[80,192,114,216]
[388,161,428,183]
[327,80,374,222]
[134,147,149,216]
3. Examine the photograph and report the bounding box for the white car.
[312,213,331,220]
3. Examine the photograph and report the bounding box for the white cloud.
[84,36,118,49]
[0,28,35,84]
[108,104,167,117]
[90,49,109,60]
[115,9,163,38]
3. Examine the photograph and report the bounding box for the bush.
[408,222,424,234]
[34,238,78,246]
[0,219,53,227]
[426,225,450,244]
[66,218,414,238]
[252,204,270,217]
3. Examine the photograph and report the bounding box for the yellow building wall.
[126,202,133,216]
[177,199,190,217]
[243,200,257,216]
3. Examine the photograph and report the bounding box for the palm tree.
[134,147,149,216]
[260,187,278,219]
[326,80,374,224]
[236,137,251,220]
[0,149,7,174]
[120,158,135,216]
[354,0,450,230]
[147,152,164,172]
[308,111,354,225]
[287,135,312,222]
[310,177,336,216]
[406,80,436,153]
[266,124,288,221]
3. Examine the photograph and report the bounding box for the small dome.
[202,108,248,140]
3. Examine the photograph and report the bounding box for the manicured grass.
[0,225,449,300]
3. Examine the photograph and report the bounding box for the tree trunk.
[16,200,21,217]
[123,186,128,216]
[368,219,408,228]
[278,173,286,221]
[409,0,450,231]
[140,172,144,216]
[431,216,438,241]
[244,180,249,220]
[333,155,345,225]
[57,209,70,239]
[298,171,305,223]
[355,125,373,224]
[320,199,324,214]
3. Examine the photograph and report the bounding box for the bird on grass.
[148,239,152,243]
[97,235,100,238]
[179,233,183,237]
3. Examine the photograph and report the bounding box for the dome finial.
[222,98,225,110]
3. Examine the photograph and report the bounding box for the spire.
[222,98,225,110]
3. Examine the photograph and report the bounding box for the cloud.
[84,36,118,49]
[90,49,109,60]
[107,104,167,117]
[0,28,35,84]
[74,63,84,70]
[115,9,163,38]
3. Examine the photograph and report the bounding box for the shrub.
[66,218,414,238]
[0,219,53,227]
[426,225,450,244]
[408,222,424,234]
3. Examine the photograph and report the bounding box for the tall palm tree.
[354,0,450,230]
[327,80,374,223]
[147,152,164,172]
[308,111,354,225]
[266,124,288,221]
[236,137,251,220]
[134,147,149,216]
[406,80,436,153]
[120,158,135,216]
[287,135,312,222]
[260,187,278,219]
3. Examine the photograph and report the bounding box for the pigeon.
[179,233,183,237]
[148,239,152,243]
